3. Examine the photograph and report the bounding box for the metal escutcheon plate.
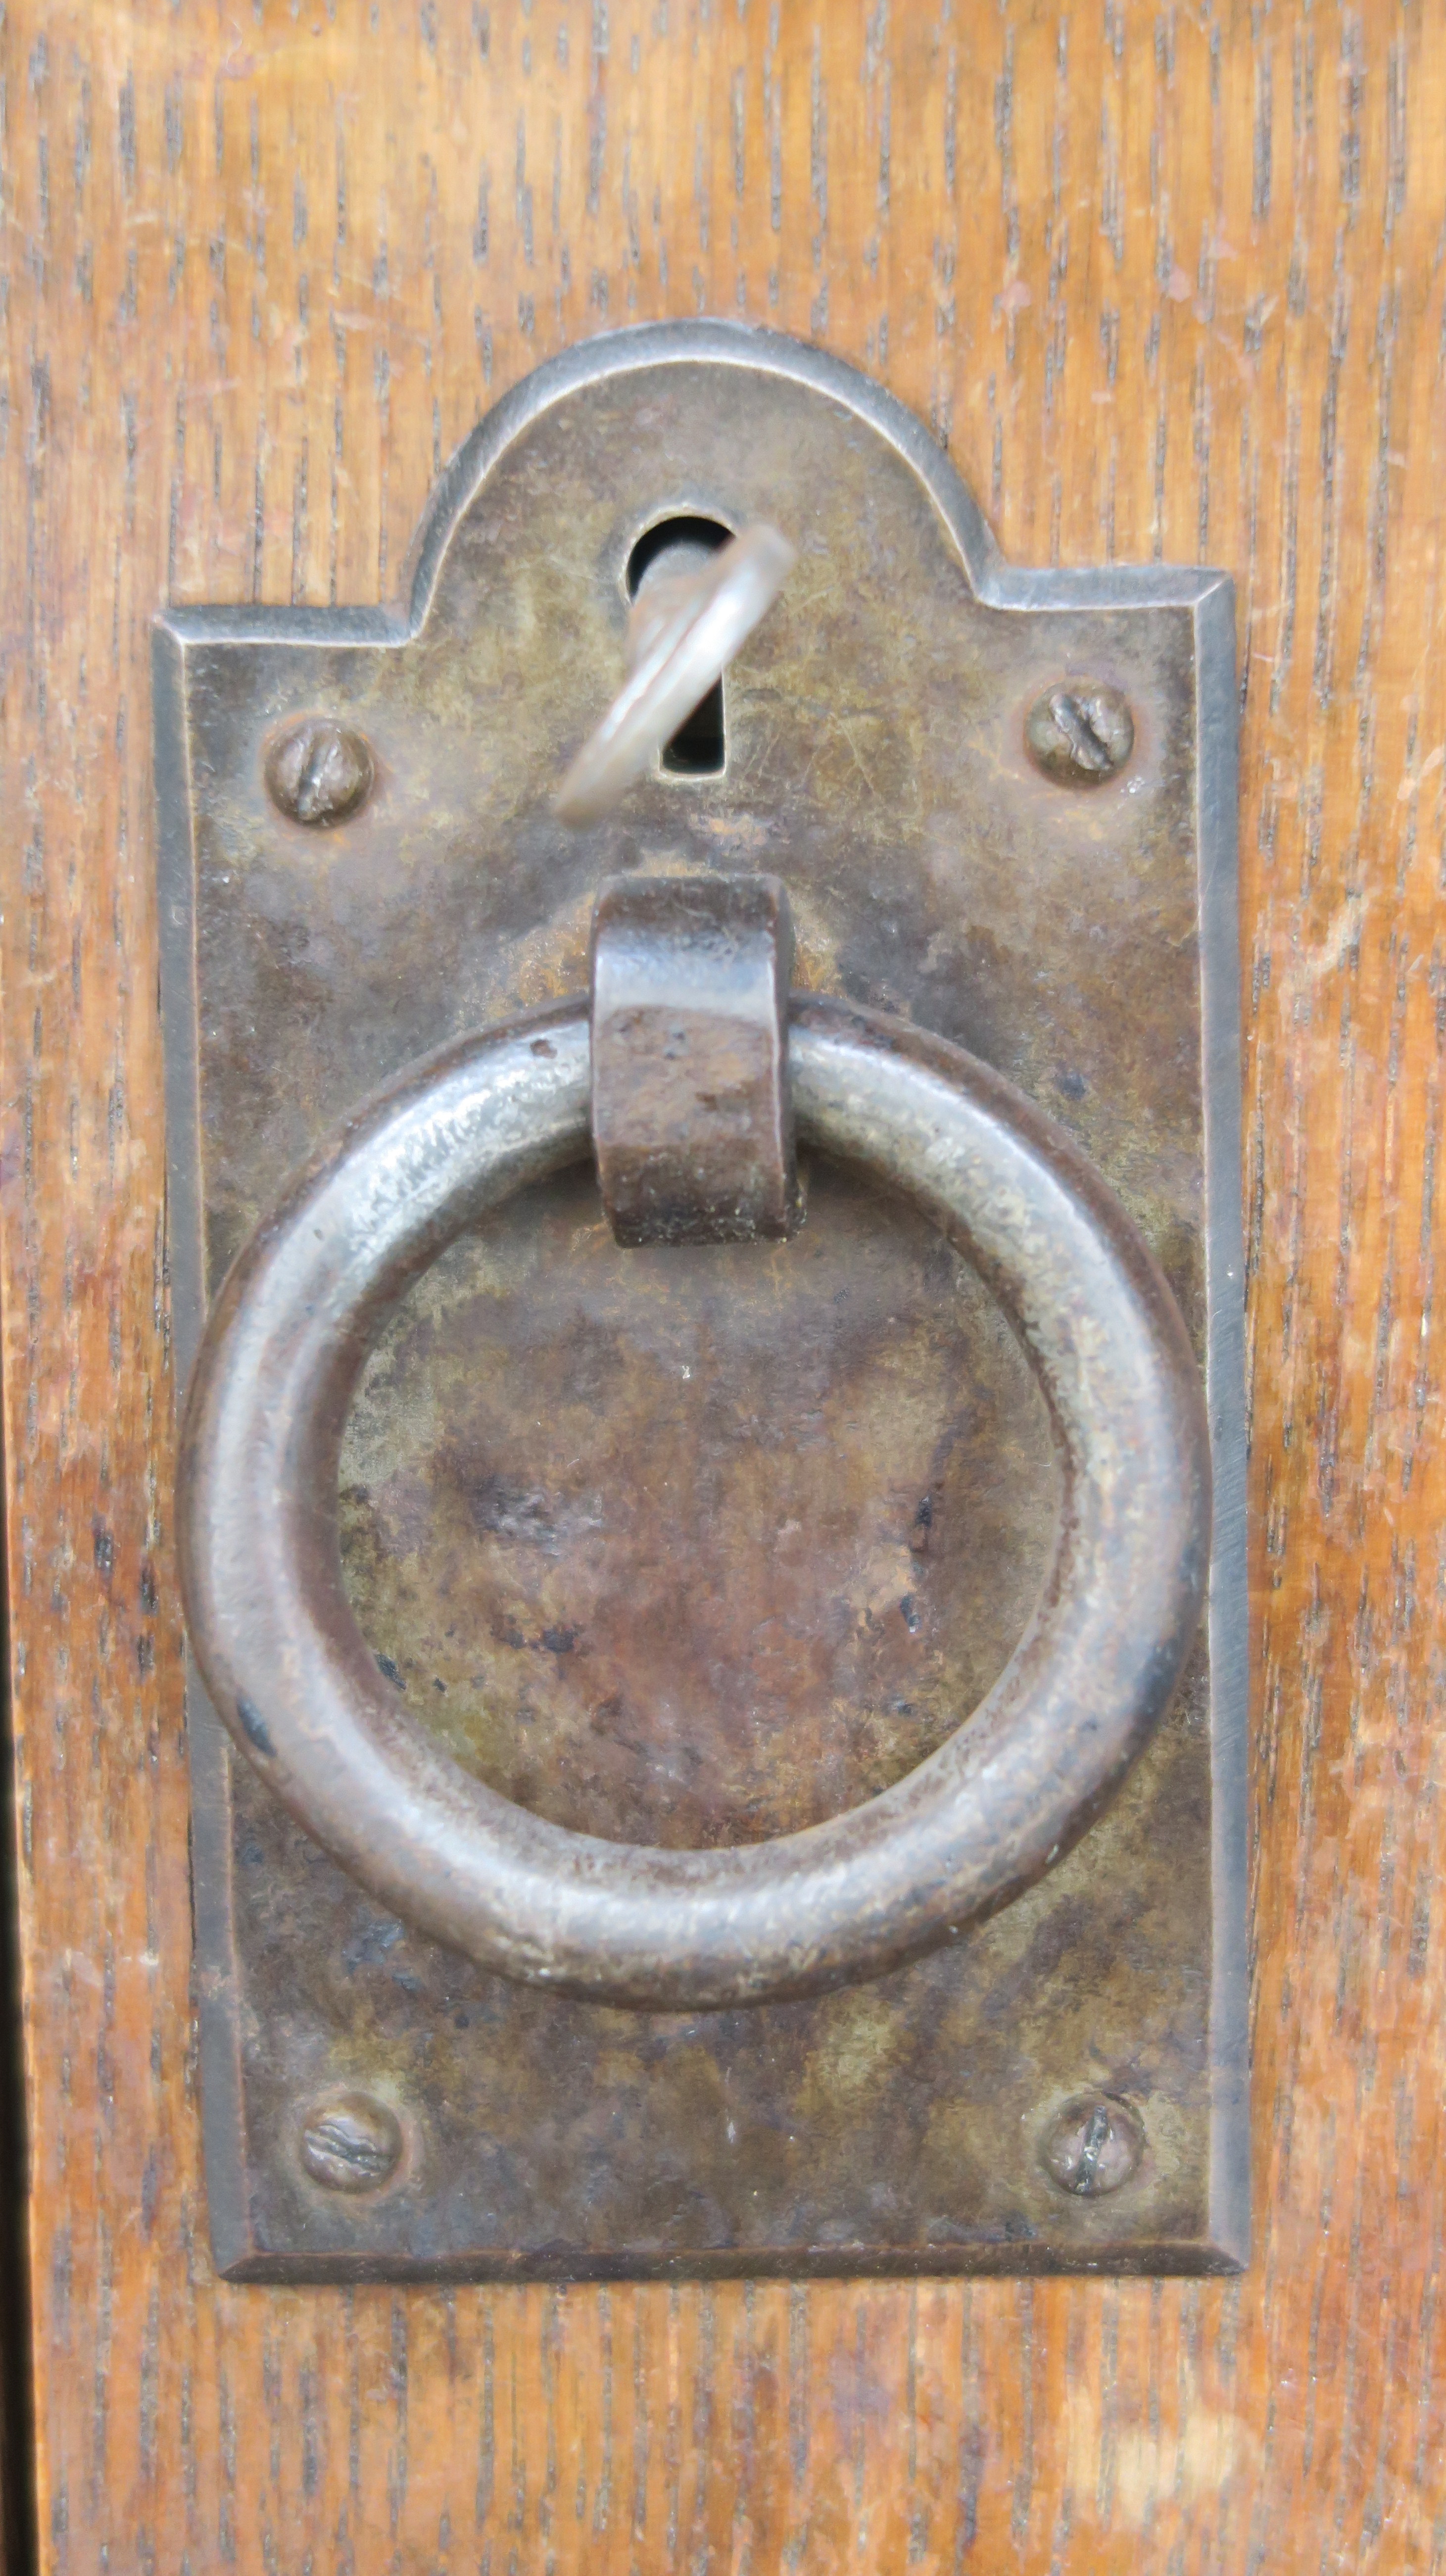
[155,320,1247,2282]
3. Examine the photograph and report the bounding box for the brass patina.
[155,321,1246,2279]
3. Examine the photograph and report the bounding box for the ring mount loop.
[177,994,1211,2010]
[590,869,801,1244]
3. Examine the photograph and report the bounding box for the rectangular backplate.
[156,324,1247,2279]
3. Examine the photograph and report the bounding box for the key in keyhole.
[625,515,731,776]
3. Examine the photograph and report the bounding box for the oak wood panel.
[3,1,1444,2567]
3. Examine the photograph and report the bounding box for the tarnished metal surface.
[591,873,800,1246]
[176,977,1210,2006]
[154,320,1247,2277]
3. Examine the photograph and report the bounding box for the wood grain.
[3,1,1445,2566]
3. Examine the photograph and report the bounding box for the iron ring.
[177,996,1211,2009]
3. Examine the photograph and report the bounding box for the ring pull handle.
[554,523,795,824]
[177,873,1210,2010]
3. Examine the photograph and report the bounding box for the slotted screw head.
[1025,682,1135,785]
[1041,2092,1144,2197]
[266,715,376,826]
[299,2090,404,2192]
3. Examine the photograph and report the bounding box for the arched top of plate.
[402,319,1005,628]
[156,319,1231,659]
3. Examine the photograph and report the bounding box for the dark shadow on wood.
[0,1430,35,2576]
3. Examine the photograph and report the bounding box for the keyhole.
[625,514,731,777]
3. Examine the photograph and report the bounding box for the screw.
[299,2090,404,2193]
[1040,2092,1144,2197]
[1025,683,1134,785]
[266,715,375,826]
